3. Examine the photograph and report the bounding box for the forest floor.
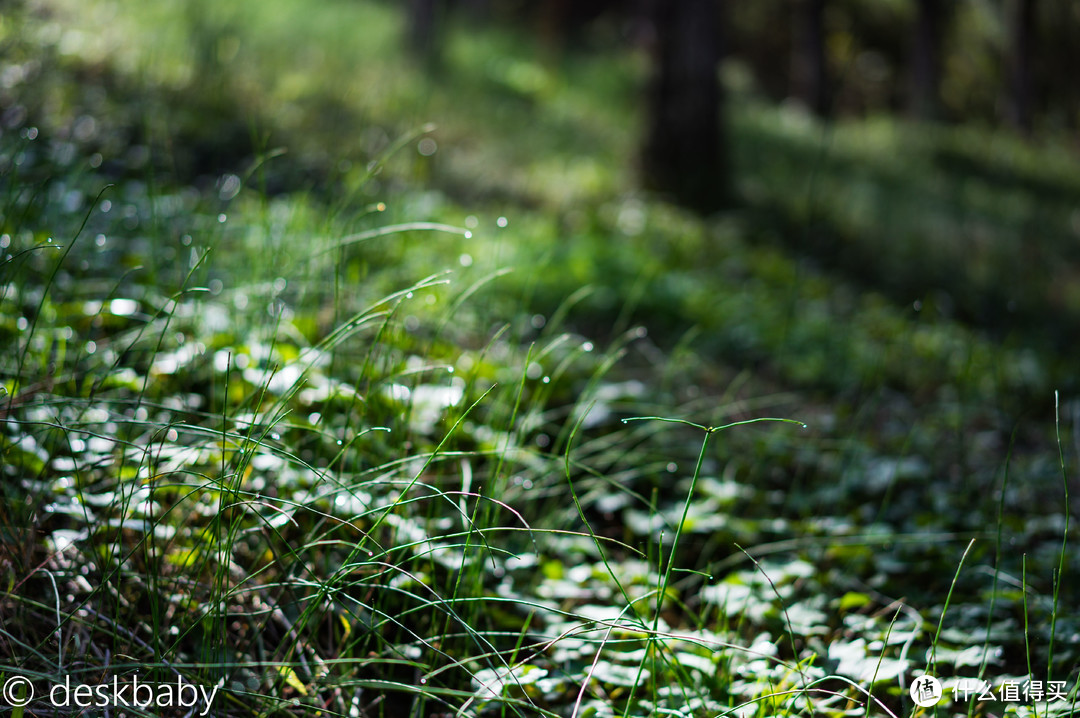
[2,1,1080,716]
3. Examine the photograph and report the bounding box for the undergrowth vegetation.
[2,0,1079,716]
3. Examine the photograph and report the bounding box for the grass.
[3,0,1080,716]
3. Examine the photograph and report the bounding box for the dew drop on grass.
[666,462,678,473]
[582,342,593,352]
[109,298,137,316]
[15,316,28,330]
[336,439,343,446]
[465,215,478,229]
[95,234,106,247]
[463,230,472,239]
[85,340,96,354]
[406,292,413,299]
[496,216,508,228]
[542,376,550,384]
[459,253,473,266]
[217,213,227,223]
[219,173,241,200]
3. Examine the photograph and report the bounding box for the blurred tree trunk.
[790,0,828,116]
[1007,0,1035,133]
[909,0,946,121]
[408,0,443,71]
[641,0,730,213]
[456,0,489,21]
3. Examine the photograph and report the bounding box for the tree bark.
[910,0,945,121]
[641,0,729,213]
[408,0,442,72]
[1007,0,1036,133]
[790,0,828,116]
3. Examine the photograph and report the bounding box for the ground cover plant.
[2,1,1079,716]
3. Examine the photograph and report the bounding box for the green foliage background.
[2,1,1079,716]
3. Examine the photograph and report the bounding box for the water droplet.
[219,173,241,201]
[217,213,227,223]
[666,462,677,473]
[582,342,594,352]
[336,439,343,446]
[496,216,508,228]
[542,376,550,384]
[463,230,472,239]
[417,138,437,156]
